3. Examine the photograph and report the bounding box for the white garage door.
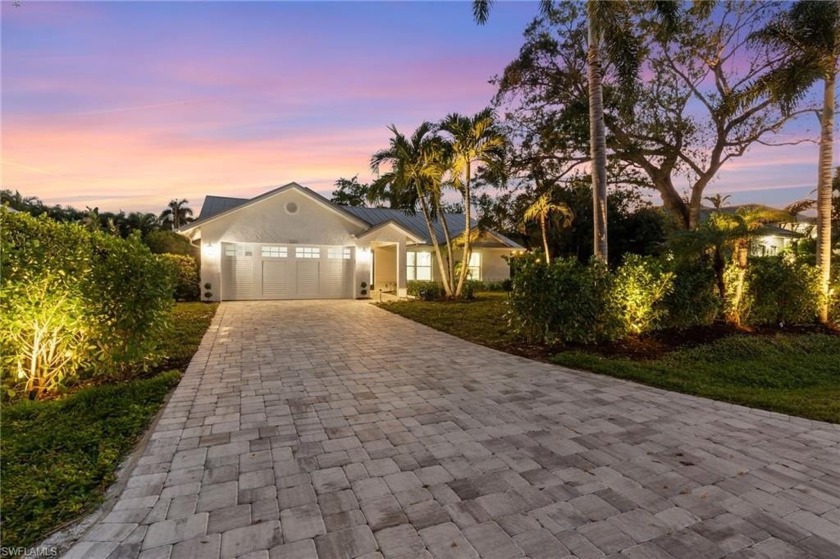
[222,243,353,300]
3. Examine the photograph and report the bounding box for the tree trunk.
[587,1,609,262]
[416,186,452,296]
[541,216,551,264]
[816,68,835,323]
[456,162,473,296]
[437,200,456,292]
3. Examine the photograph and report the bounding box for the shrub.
[82,231,175,376]
[0,276,90,399]
[660,258,721,329]
[743,257,821,326]
[481,279,513,292]
[143,230,195,255]
[407,280,445,301]
[508,255,619,344]
[612,254,674,335]
[160,254,200,301]
[831,266,840,324]
[0,211,176,399]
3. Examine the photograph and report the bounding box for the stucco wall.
[411,247,513,283]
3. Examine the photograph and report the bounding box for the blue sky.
[1,1,831,214]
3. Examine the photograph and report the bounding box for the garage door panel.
[262,260,293,298]
[322,260,351,298]
[296,260,321,298]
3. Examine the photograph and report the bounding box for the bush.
[508,255,619,344]
[660,258,721,329]
[743,257,821,326]
[0,211,176,399]
[481,279,513,292]
[143,230,195,255]
[407,280,445,301]
[160,254,200,301]
[82,232,175,376]
[831,266,840,324]
[612,254,674,335]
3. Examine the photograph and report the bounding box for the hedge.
[0,210,175,399]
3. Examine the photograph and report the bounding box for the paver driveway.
[66,301,840,559]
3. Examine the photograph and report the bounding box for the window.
[468,252,481,280]
[225,245,251,257]
[296,246,320,259]
[224,245,236,257]
[407,251,432,281]
[261,246,287,258]
[328,247,352,260]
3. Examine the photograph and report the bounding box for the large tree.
[438,109,505,296]
[492,1,808,232]
[476,0,677,262]
[330,176,370,207]
[750,0,839,322]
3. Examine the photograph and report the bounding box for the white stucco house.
[178,182,522,301]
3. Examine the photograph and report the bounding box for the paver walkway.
[65,301,840,559]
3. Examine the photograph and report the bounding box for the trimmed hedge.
[0,210,175,399]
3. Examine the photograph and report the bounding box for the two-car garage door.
[222,242,354,300]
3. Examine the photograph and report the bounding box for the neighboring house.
[178,182,522,301]
[698,204,813,257]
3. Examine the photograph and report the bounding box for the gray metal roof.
[192,190,522,248]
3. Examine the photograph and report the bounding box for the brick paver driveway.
[66,301,840,559]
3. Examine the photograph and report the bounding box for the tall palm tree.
[439,109,505,297]
[474,0,677,263]
[750,0,839,323]
[523,193,574,264]
[370,123,454,296]
[159,199,194,231]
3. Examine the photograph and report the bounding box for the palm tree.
[704,193,732,211]
[82,206,101,232]
[672,205,794,326]
[475,1,677,263]
[370,123,454,296]
[159,199,194,231]
[439,109,505,297]
[523,193,574,264]
[750,0,839,323]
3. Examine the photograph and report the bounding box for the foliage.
[144,229,196,255]
[158,199,194,230]
[659,258,721,329]
[160,254,200,301]
[330,176,371,207]
[553,334,840,424]
[493,1,805,230]
[508,254,619,344]
[481,279,513,292]
[0,276,90,399]
[611,254,673,335]
[81,232,175,377]
[522,192,573,264]
[0,371,181,548]
[743,257,822,326]
[1,211,176,399]
[407,280,446,301]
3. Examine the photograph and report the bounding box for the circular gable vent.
[285,202,299,214]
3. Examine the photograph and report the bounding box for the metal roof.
[191,190,522,248]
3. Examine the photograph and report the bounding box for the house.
[178,182,522,301]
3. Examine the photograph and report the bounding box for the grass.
[379,292,520,349]
[382,293,840,424]
[0,302,218,548]
[553,334,840,424]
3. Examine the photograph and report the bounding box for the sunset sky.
[1,1,832,215]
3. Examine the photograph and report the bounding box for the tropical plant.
[750,0,839,323]
[439,109,506,296]
[370,123,454,296]
[522,193,574,264]
[330,176,371,207]
[159,199,194,230]
[670,205,794,326]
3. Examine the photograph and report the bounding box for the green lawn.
[382,294,840,424]
[0,302,218,548]
[380,292,521,349]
